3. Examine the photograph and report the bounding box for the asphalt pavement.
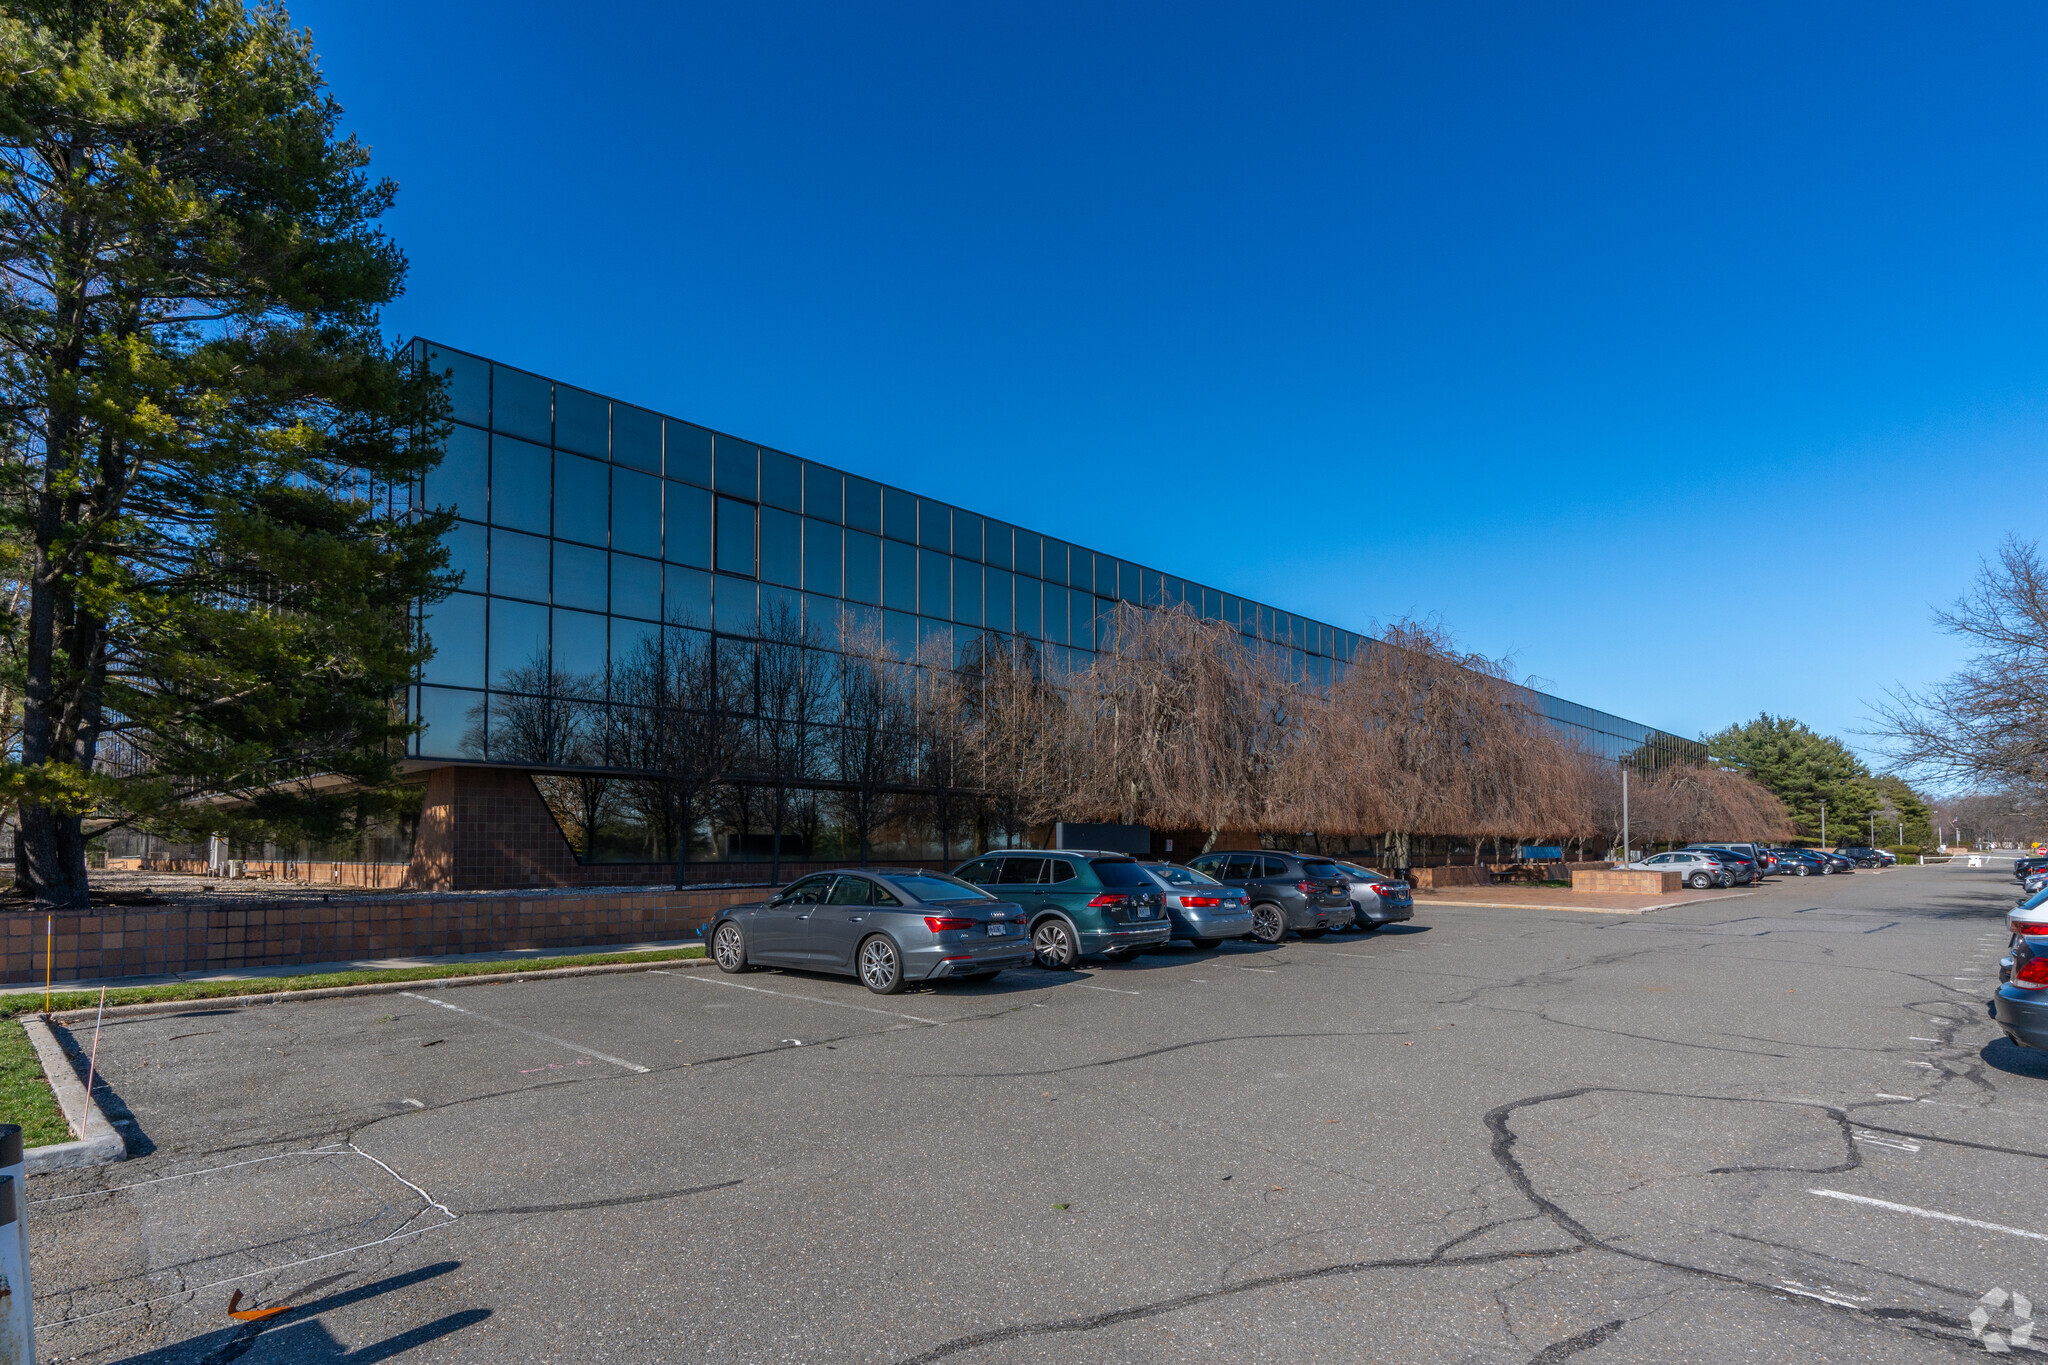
[25,859,2048,1363]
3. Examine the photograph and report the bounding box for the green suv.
[950,850,1171,968]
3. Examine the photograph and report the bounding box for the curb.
[47,952,717,1025]
[19,1016,125,1173]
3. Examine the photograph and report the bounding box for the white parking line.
[1236,967,1278,973]
[1076,984,1140,995]
[657,972,943,1024]
[1852,1132,1921,1153]
[1810,1190,2048,1242]
[398,992,650,1073]
[1909,1037,1942,1042]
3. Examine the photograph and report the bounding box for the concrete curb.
[47,952,717,1025]
[19,1016,125,1173]
[1424,891,1759,916]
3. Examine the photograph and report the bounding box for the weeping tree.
[0,1,451,905]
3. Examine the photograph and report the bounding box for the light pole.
[1621,765,1630,864]
[1821,800,1827,848]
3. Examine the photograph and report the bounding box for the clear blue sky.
[299,0,2047,758]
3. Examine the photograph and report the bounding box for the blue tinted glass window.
[838,600,881,643]
[715,498,756,576]
[611,616,658,674]
[761,584,801,633]
[552,607,608,681]
[919,618,953,661]
[415,685,481,759]
[1163,575,1183,609]
[426,423,488,520]
[917,499,949,550]
[1117,562,1139,605]
[883,539,916,613]
[1091,554,1113,599]
[552,542,607,612]
[554,453,608,546]
[846,477,881,533]
[953,560,982,627]
[760,507,801,587]
[761,449,801,511]
[917,548,951,619]
[444,520,485,593]
[426,348,488,427]
[1015,531,1042,581]
[490,528,550,601]
[1014,576,1038,638]
[714,574,757,635]
[1045,586,1069,646]
[803,519,842,597]
[666,482,712,568]
[954,512,983,563]
[715,437,757,499]
[491,367,551,443]
[490,436,549,534]
[883,610,917,660]
[611,553,661,621]
[804,464,841,522]
[421,591,485,688]
[611,469,661,558]
[488,597,549,687]
[555,386,607,457]
[613,404,660,472]
[986,568,1013,633]
[883,487,916,544]
[1045,540,1071,587]
[845,529,880,605]
[664,565,711,627]
[667,421,712,487]
[984,520,1011,570]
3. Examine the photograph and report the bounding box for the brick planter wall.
[1570,869,1681,895]
[1,884,770,985]
[1410,866,1492,889]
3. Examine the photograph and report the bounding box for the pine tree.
[1702,714,1878,842]
[0,1,452,906]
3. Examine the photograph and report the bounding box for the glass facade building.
[408,340,1702,783]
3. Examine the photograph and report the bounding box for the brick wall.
[2,884,769,985]
[1570,869,1681,895]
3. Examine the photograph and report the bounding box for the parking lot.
[27,860,2048,1363]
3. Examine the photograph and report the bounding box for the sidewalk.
[1415,884,1758,915]
[0,935,706,998]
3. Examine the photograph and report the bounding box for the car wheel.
[1250,904,1287,944]
[1821,863,1835,875]
[712,922,749,973]
[1032,918,1078,970]
[1796,864,1810,876]
[1718,873,1734,888]
[1189,937,1220,949]
[1688,872,1710,889]
[857,934,906,994]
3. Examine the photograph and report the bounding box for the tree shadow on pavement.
[110,1260,485,1365]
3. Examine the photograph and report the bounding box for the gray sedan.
[1330,861,1415,929]
[705,870,1035,994]
[1135,862,1255,946]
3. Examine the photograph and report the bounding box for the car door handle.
[847,914,864,922]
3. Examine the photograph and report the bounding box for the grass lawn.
[0,1020,73,1147]
[0,943,708,1022]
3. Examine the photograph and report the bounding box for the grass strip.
[0,944,707,1021]
[0,1019,74,1147]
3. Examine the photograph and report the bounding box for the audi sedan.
[704,870,1034,994]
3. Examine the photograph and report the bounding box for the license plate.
[986,923,1010,936]
[1135,906,1153,918]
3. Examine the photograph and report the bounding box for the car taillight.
[1297,881,1318,894]
[2012,921,2048,937]
[1181,895,1221,907]
[1368,883,1394,896]
[2013,957,2048,990]
[923,916,976,932]
[1085,893,1126,908]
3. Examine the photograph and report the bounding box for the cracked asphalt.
[25,859,2048,1363]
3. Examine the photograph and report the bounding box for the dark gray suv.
[1184,850,1354,943]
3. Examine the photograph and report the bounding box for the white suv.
[1626,851,1734,889]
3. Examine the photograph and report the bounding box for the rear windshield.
[887,873,993,902]
[1143,864,1220,888]
[1300,861,1343,879]
[1091,859,1154,888]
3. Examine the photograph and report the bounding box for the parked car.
[949,850,1172,968]
[1626,851,1737,889]
[1686,842,1779,876]
[1771,849,1829,877]
[1134,862,1255,947]
[705,869,1035,994]
[1775,847,1854,875]
[1184,850,1355,943]
[1993,905,2048,1050]
[1681,845,1759,885]
[1330,860,1416,929]
[2023,869,2048,899]
[2015,854,2048,884]
[1833,846,1893,868]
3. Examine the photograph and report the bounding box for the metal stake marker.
[82,986,107,1124]
[41,918,50,1017]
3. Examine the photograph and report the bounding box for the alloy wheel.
[712,922,746,972]
[1251,904,1286,944]
[858,936,903,993]
[1033,920,1076,969]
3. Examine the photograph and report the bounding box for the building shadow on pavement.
[109,1261,486,1365]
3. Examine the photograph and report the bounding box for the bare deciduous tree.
[613,626,739,887]
[831,619,915,866]
[754,601,829,882]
